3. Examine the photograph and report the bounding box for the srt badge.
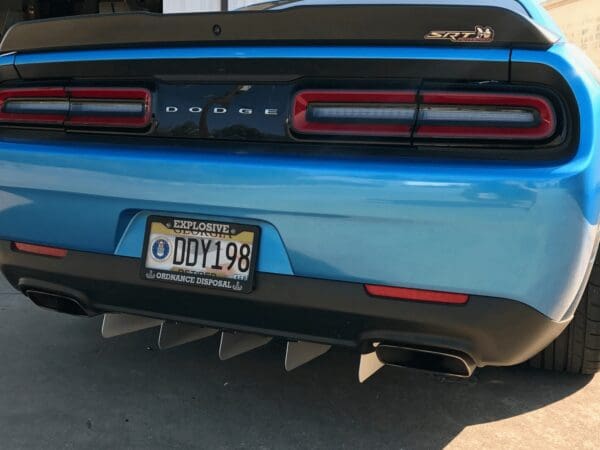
[425,26,495,43]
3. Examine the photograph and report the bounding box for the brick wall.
[545,0,600,65]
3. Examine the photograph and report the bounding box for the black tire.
[529,259,600,375]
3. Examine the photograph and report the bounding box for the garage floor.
[1,275,598,449]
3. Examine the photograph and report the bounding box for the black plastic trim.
[0,61,19,83]
[0,241,568,367]
[0,5,557,53]
[13,58,509,83]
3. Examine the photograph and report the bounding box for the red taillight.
[13,242,68,258]
[365,284,469,305]
[291,89,558,143]
[66,88,152,128]
[0,87,152,129]
[0,88,68,125]
[415,92,556,140]
[292,90,417,137]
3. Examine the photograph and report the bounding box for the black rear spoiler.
[0,4,558,53]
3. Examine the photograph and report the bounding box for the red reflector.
[365,284,469,304]
[13,242,68,258]
[292,90,416,137]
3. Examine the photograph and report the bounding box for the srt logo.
[165,106,280,116]
[424,25,495,43]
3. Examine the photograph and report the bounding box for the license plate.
[141,216,260,293]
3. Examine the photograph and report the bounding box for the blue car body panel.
[0,2,599,324]
[0,53,16,70]
[12,46,512,66]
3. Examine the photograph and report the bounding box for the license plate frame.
[140,215,260,294]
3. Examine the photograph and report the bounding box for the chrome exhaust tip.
[25,289,91,316]
[359,343,476,382]
[378,344,475,377]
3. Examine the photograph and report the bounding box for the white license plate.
[141,216,260,293]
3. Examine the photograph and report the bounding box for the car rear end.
[0,0,599,380]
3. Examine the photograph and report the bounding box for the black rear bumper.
[0,241,568,367]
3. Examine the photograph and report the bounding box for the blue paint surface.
[0,52,16,67]
[14,45,510,65]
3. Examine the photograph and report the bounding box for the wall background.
[163,0,265,13]
[545,0,600,65]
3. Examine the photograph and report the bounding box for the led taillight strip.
[291,89,558,142]
[292,90,417,137]
[0,87,152,129]
[415,92,556,140]
[67,88,152,128]
[0,87,68,125]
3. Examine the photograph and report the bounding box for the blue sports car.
[0,0,599,381]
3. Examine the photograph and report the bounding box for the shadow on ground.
[0,278,593,449]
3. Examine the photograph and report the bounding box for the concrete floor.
[0,276,599,450]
